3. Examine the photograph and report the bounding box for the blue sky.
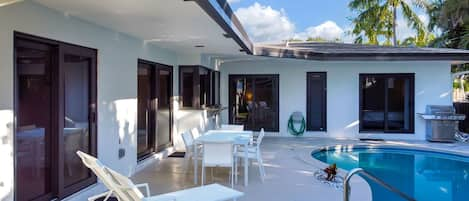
[227,0,427,43]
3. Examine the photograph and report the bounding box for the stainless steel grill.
[418,105,466,142]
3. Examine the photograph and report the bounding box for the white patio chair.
[219,124,244,131]
[181,131,202,173]
[190,127,202,138]
[201,141,236,187]
[78,150,243,201]
[235,128,266,182]
[103,165,244,201]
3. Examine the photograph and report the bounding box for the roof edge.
[254,45,469,61]
[189,0,253,54]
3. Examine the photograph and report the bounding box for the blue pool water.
[312,147,469,201]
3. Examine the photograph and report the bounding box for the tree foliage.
[349,0,428,46]
[427,0,469,49]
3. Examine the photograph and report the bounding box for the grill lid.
[418,105,466,120]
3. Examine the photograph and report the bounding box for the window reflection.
[230,75,279,131]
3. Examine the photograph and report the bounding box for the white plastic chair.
[235,128,266,181]
[201,142,236,187]
[181,131,202,173]
[219,124,244,131]
[191,127,202,139]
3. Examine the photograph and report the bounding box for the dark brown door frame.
[13,32,98,200]
[306,72,327,131]
[138,59,173,158]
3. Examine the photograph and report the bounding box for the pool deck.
[125,138,468,201]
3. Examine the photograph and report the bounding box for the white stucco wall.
[0,2,200,200]
[219,58,453,140]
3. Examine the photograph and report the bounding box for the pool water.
[312,148,469,201]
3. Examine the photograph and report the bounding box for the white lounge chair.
[77,151,244,201]
[76,150,147,201]
[103,165,244,201]
[235,128,266,181]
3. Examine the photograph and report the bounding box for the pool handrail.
[343,168,416,201]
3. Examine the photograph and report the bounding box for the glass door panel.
[361,76,386,131]
[156,68,172,150]
[62,54,92,187]
[229,75,279,131]
[16,39,54,201]
[386,77,412,131]
[137,63,154,158]
[253,77,277,130]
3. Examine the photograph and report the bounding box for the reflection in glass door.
[229,75,279,131]
[16,38,54,201]
[15,33,97,200]
[61,44,97,195]
[137,60,173,159]
[156,67,173,150]
[137,62,155,159]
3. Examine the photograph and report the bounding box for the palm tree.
[349,0,387,45]
[349,0,427,46]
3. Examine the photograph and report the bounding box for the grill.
[418,105,466,142]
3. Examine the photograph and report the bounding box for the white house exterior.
[0,1,469,201]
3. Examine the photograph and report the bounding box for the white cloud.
[235,3,295,42]
[295,21,344,41]
[235,3,346,43]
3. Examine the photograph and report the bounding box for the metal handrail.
[343,168,416,201]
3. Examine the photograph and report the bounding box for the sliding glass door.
[359,74,414,133]
[229,75,279,131]
[15,33,97,200]
[137,60,173,160]
[156,67,173,150]
[60,44,97,196]
[137,62,155,158]
[16,37,55,201]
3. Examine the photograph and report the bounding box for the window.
[229,75,279,131]
[179,65,219,108]
[359,74,414,133]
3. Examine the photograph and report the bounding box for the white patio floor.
[130,137,469,201]
[131,138,372,201]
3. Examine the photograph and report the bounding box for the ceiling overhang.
[33,0,252,56]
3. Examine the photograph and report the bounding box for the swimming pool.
[312,147,469,201]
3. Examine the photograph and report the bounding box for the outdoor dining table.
[193,130,253,186]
